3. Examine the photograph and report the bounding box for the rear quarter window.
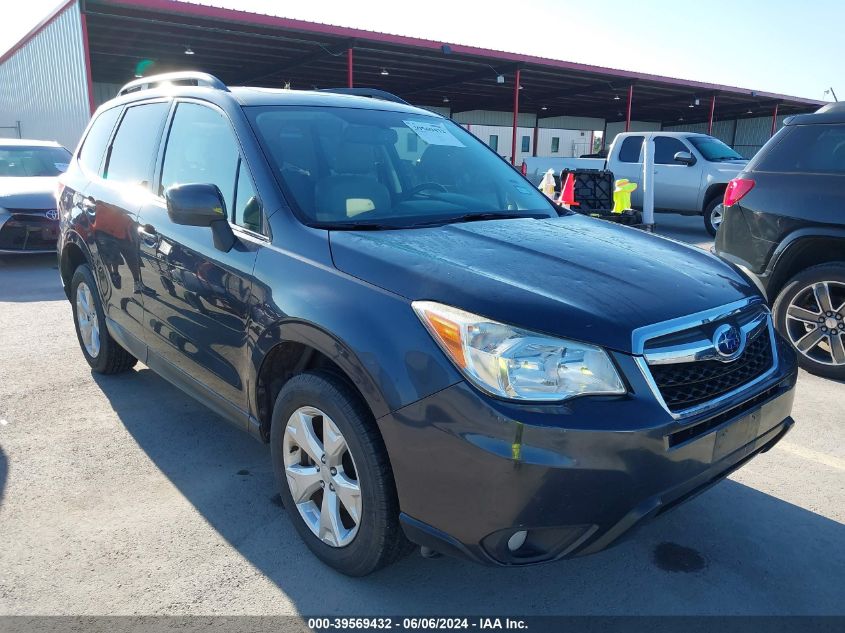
[77,106,122,176]
[753,123,845,174]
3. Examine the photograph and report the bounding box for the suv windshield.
[247,106,556,228]
[0,146,71,177]
[688,136,744,162]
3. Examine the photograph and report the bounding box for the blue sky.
[3,0,842,101]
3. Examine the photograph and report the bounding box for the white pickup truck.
[523,131,748,236]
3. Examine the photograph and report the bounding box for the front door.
[652,136,701,211]
[138,100,265,410]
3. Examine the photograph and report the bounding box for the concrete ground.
[0,214,843,616]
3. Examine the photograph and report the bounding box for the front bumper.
[378,335,798,566]
[0,212,60,254]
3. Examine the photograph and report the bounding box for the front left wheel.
[270,372,411,576]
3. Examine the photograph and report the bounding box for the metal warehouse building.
[0,0,825,160]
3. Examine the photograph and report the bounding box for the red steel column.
[511,68,521,165]
[80,12,96,114]
[532,124,539,157]
[771,102,780,136]
[624,84,633,132]
[707,94,716,135]
[347,48,354,88]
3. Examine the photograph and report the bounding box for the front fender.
[246,243,463,421]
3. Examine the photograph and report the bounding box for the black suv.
[58,72,797,576]
[716,102,845,380]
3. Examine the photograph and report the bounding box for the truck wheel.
[773,263,845,380]
[703,197,723,237]
[270,371,411,576]
[70,264,137,374]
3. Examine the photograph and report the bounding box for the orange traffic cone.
[560,172,579,207]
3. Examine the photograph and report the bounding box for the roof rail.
[317,87,409,105]
[118,72,229,96]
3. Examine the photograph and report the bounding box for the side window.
[78,106,121,175]
[489,135,499,152]
[521,135,530,153]
[551,137,560,153]
[104,102,169,185]
[160,102,239,215]
[234,159,261,233]
[654,137,690,164]
[618,135,644,163]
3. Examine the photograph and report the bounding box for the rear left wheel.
[703,197,724,237]
[270,371,411,576]
[70,264,137,374]
[773,263,845,380]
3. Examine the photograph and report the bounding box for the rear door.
[85,100,170,351]
[652,136,701,211]
[137,100,265,412]
[611,135,644,206]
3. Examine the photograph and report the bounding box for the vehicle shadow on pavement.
[94,367,845,616]
[0,254,65,303]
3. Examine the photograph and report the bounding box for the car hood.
[329,214,757,353]
[0,177,57,210]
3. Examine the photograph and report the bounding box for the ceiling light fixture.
[541,105,548,111]
[442,96,450,103]
[184,46,194,55]
[613,94,620,101]
[380,68,389,76]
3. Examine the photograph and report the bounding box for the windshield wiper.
[318,221,403,231]
[406,212,551,228]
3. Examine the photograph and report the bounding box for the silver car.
[0,139,70,254]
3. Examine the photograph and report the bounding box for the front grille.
[649,328,773,412]
[0,214,59,251]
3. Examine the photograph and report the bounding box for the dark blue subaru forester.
[57,72,797,576]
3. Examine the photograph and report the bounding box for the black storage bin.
[559,168,614,212]
[559,168,644,227]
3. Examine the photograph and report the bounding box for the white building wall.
[0,1,90,150]
[452,110,537,128]
[536,128,593,157]
[604,120,662,147]
[464,124,535,164]
[538,115,604,131]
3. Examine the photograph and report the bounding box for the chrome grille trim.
[632,298,779,420]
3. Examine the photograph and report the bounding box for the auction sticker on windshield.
[404,120,465,147]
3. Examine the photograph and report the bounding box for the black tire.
[703,196,724,237]
[270,371,411,576]
[70,264,137,374]
[772,262,845,380]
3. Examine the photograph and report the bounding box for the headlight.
[413,301,626,401]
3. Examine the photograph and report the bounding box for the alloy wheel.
[76,282,101,358]
[784,280,845,366]
[710,203,724,229]
[283,406,362,547]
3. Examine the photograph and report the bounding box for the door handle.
[81,196,96,214]
[138,223,158,245]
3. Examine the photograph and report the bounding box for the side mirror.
[165,183,236,252]
[673,151,696,166]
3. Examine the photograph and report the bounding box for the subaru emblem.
[713,323,744,360]
[45,209,59,221]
